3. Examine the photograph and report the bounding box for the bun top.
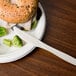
[0,0,38,23]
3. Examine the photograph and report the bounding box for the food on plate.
[3,35,23,47]
[0,26,8,37]
[3,39,12,47]
[0,0,38,30]
[0,0,39,48]
[12,35,23,47]
[31,19,37,29]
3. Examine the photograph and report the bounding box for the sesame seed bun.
[0,0,38,23]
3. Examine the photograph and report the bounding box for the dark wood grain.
[0,0,76,76]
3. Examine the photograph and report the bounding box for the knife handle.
[35,40,76,66]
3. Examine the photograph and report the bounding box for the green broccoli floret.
[12,35,23,47]
[0,27,8,37]
[3,39,12,47]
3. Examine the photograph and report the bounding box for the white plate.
[0,3,46,63]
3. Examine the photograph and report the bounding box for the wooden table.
[0,0,76,76]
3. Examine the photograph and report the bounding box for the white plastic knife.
[13,26,76,66]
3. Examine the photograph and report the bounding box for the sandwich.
[0,0,38,30]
